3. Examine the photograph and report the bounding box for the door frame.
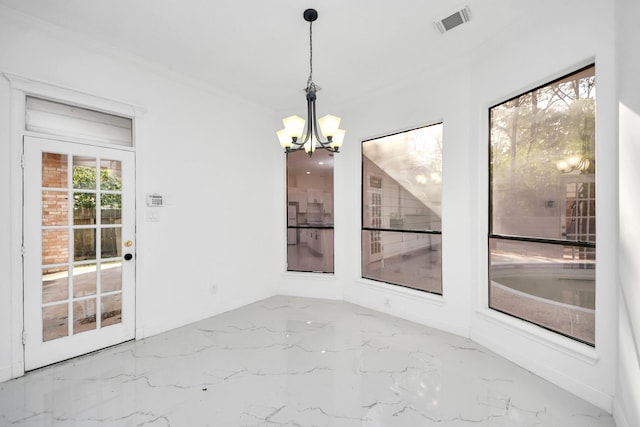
[5,73,143,379]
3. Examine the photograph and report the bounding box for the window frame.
[487,64,597,346]
[361,123,444,295]
[285,150,335,274]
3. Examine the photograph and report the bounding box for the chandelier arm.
[310,96,326,146]
[299,91,313,147]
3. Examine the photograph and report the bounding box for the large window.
[286,150,334,273]
[489,65,596,345]
[362,124,443,294]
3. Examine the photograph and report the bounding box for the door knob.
[124,253,133,261]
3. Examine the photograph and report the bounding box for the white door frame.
[4,73,143,379]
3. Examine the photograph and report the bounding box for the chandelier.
[276,9,345,156]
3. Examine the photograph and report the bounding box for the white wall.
[615,0,640,424]
[280,0,619,411]
[0,8,282,381]
[0,33,12,383]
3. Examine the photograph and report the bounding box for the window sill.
[474,307,600,365]
[281,271,336,281]
[354,278,447,307]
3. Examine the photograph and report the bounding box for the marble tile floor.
[0,296,615,426]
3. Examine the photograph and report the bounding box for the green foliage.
[72,167,122,209]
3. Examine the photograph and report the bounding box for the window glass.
[489,65,596,345]
[26,97,133,147]
[362,124,443,294]
[286,150,334,273]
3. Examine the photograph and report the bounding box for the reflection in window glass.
[489,65,596,345]
[362,124,443,294]
[73,264,97,297]
[73,298,97,334]
[43,303,68,342]
[101,294,122,327]
[363,231,441,293]
[286,150,334,273]
[287,228,334,273]
[101,262,122,293]
[489,239,595,344]
[42,268,69,304]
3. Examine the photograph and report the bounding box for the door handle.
[124,253,133,261]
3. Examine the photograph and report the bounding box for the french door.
[23,136,135,370]
[365,174,383,264]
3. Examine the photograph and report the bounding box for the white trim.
[0,365,11,383]
[472,315,612,411]
[281,271,337,281]
[278,272,342,300]
[21,130,136,153]
[613,398,631,427]
[354,278,447,307]
[619,284,640,368]
[3,73,145,120]
[344,279,468,338]
[474,308,599,364]
[9,85,25,379]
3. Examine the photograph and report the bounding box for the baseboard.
[472,327,613,411]
[277,273,343,300]
[344,280,469,338]
[0,364,12,383]
[613,398,631,427]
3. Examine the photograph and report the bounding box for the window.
[362,124,443,294]
[26,97,133,146]
[489,65,596,345]
[286,150,334,272]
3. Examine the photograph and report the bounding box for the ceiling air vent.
[434,6,471,34]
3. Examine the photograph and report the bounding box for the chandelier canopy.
[276,9,345,156]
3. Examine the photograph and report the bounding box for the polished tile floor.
[0,296,615,426]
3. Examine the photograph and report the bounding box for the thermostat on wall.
[146,194,164,207]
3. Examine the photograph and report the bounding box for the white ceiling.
[0,0,523,112]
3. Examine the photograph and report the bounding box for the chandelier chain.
[307,20,313,89]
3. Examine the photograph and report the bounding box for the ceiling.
[0,0,524,112]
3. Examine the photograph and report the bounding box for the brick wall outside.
[42,153,67,188]
[42,191,68,226]
[42,229,69,266]
[42,153,69,274]
[41,154,121,274]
